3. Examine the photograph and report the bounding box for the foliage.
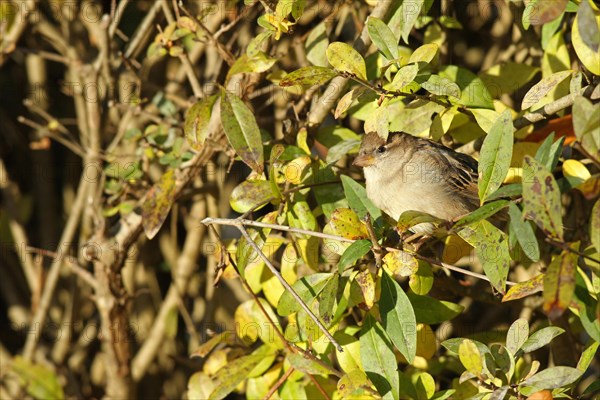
[0,0,598,399]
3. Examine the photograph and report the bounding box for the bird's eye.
[376,146,386,154]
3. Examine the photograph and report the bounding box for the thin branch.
[263,366,295,400]
[234,222,343,351]
[202,217,518,286]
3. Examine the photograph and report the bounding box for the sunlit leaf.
[519,367,582,390]
[353,269,376,310]
[326,42,367,80]
[306,22,329,67]
[521,71,572,110]
[367,16,399,60]
[572,0,600,75]
[478,110,514,204]
[506,318,529,355]
[230,179,275,213]
[409,261,434,295]
[220,89,264,173]
[520,326,565,354]
[279,66,338,87]
[286,353,331,376]
[479,62,539,97]
[383,250,418,277]
[439,65,494,109]
[591,199,600,253]
[454,200,510,228]
[458,339,483,376]
[277,273,332,316]
[407,293,464,324]
[226,52,277,80]
[208,352,265,400]
[328,208,369,240]
[397,0,425,43]
[502,274,544,302]
[142,169,176,239]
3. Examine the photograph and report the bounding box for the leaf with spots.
[458,220,510,293]
[522,156,563,240]
[142,169,177,239]
[326,42,367,80]
[184,94,218,150]
[230,179,277,213]
[279,66,338,87]
[543,247,578,320]
[328,208,369,240]
[502,274,544,302]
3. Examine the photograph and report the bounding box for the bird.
[352,131,480,235]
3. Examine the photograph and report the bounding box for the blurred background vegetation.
[0,0,598,399]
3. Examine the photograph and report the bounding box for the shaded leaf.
[478,109,514,204]
[522,156,563,239]
[409,261,434,295]
[508,203,540,262]
[306,22,329,67]
[380,270,417,363]
[525,0,568,27]
[479,62,539,97]
[220,89,264,173]
[534,132,564,171]
[543,249,578,320]
[277,273,332,316]
[572,96,600,156]
[397,0,425,43]
[184,94,218,150]
[439,65,494,109]
[279,66,338,87]
[326,42,367,80]
[591,199,600,253]
[338,239,371,273]
[407,293,464,324]
[360,314,400,400]
[142,169,176,239]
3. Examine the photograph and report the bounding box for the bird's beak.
[352,154,375,167]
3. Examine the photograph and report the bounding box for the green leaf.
[439,65,494,109]
[421,74,461,99]
[519,366,582,390]
[442,338,490,356]
[389,63,420,91]
[286,353,331,376]
[184,94,218,150]
[458,339,483,376]
[367,16,399,60]
[572,0,600,75]
[409,261,434,295]
[142,169,176,239]
[277,273,333,316]
[326,42,367,80]
[458,220,510,293]
[279,66,338,87]
[521,70,572,110]
[380,270,417,363]
[572,96,600,157]
[534,132,564,171]
[397,0,425,43]
[520,326,565,354]
[226,52,277,80]
[208,353,265,400]
[341,175,382,221]
[506,318,529,355]
[522,156,563,240]
[338,239,371,273]
[543,249,578,320]
[507,203,540,262]
[306,22,329,67]
[229,179,275,213]
[360,313,400,400]
[479,62,539,97]
[10,356,65,400]
[408,43,439,64]
[478,109,514,204]
[220,89,264,173]
[454,200,510,229]
[407,293,464,324]
[470,109,500,134]
[328,208,369,240]
[591,199,600,253]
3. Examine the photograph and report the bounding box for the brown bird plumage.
[353,132,479,234]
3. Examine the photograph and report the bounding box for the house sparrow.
[353,132,479,235]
